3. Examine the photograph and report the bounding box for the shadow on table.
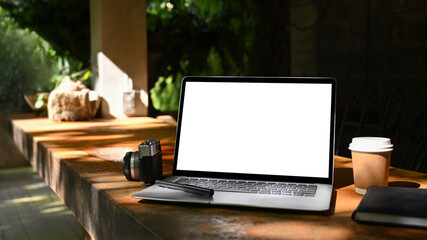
[138,189,338,217]
[388,181,421,188]
[333,168,422,189]
[334,168,354,189]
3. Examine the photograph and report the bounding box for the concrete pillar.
[90,0,148,118]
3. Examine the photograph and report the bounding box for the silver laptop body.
[133,76,336,211]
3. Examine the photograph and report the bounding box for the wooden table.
[9,115,427,239]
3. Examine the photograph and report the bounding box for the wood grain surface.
[10,115,427,240]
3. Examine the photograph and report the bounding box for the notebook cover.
[352,186,427,228]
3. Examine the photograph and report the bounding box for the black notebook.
[352,186,427,229]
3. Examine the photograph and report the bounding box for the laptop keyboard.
[175,178,317,197]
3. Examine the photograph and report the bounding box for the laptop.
[133,76,336,211]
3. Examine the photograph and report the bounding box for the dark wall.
[291,0,427,172]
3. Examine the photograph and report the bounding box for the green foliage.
[150,74,182,111]
[0,7,58,113]
[147,0,290,111]
[0,0,90,66]
[51,57,91,89]
[0,3,91,113]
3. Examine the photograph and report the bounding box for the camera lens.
[123,151,140,181]
[123,152,133,180]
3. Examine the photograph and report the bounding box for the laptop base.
[133,176,333,211]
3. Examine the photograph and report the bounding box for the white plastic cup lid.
[349,137,393,152]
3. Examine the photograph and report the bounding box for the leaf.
[34,93,45,109]
[70,69,88,79]
[82,70,91,80]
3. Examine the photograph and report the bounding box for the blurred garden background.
[0,0,290,114]
[0,0,90,113]
[1,0,427,172]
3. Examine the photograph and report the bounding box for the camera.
[123,139,163,185]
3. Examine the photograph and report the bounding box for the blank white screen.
[176,81,332,178]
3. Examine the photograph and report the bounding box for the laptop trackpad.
[211,191,325,210]
[134,184,266,207]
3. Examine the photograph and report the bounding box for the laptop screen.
[173,77,335,183]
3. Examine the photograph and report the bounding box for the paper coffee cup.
[349,137,393,194]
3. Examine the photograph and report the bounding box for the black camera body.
[123,139,163,185]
